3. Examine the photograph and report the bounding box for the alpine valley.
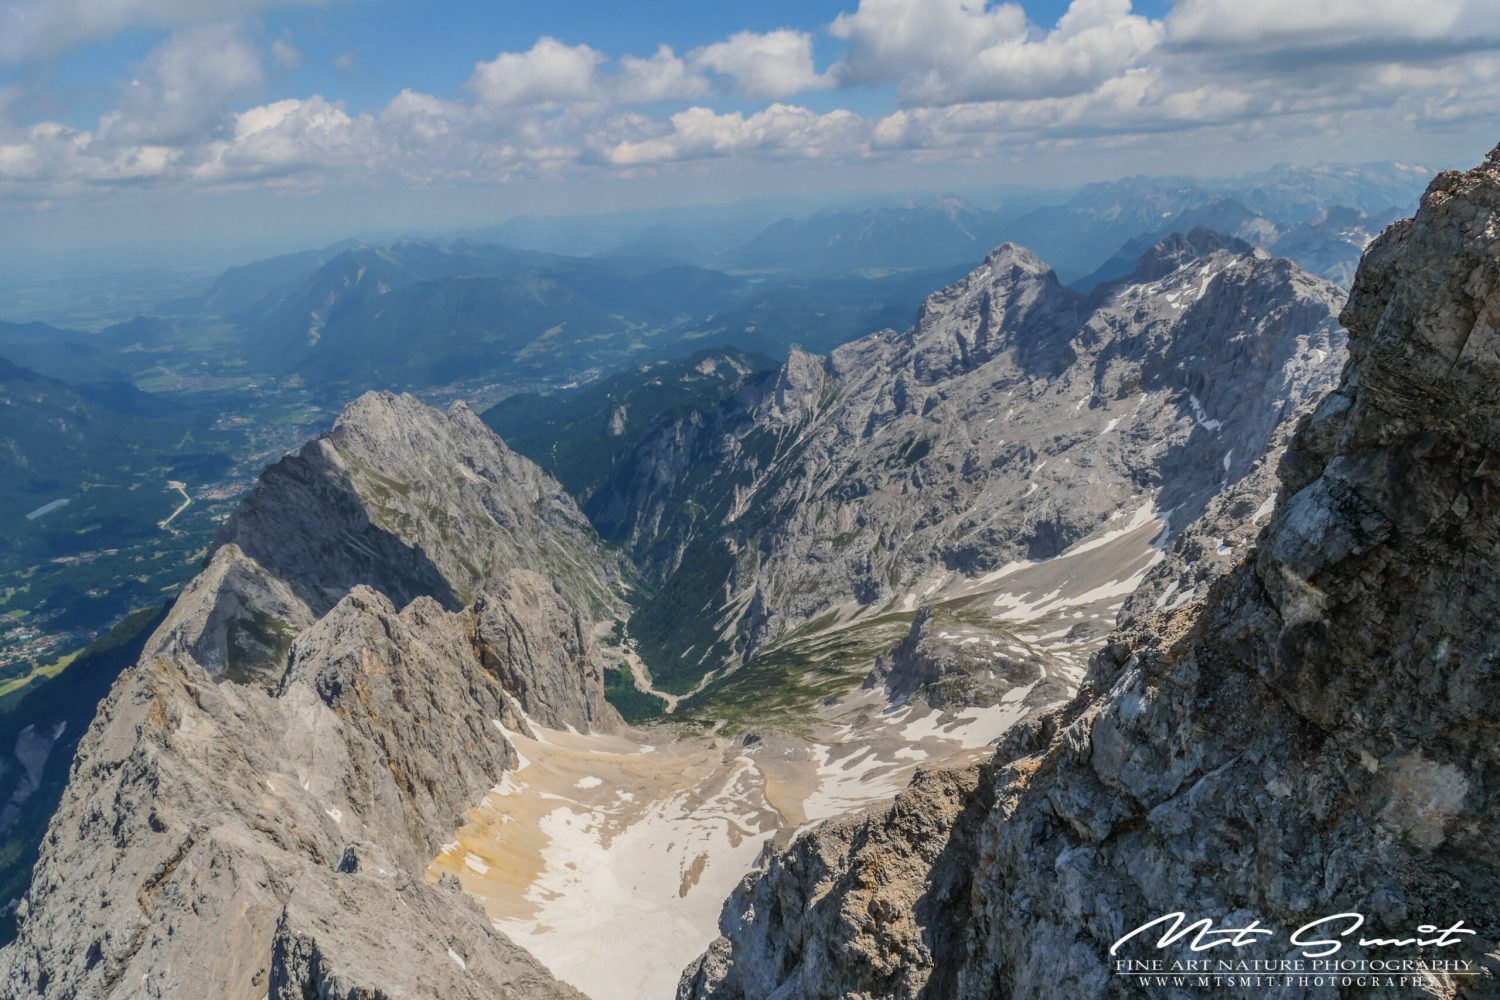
[4,145,1499,1000]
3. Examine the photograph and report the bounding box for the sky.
[3,0,1499,277]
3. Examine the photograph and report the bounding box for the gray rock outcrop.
[152,391,623,681]
[679,146,1500,1000]
[473,569,618,733]
[0,394,619,999]
[606,230,1346,683]
[269,844,583,1000]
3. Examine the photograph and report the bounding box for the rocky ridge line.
[679,146,1500,999]
[0,394,617,999]
[603,230,1346,687]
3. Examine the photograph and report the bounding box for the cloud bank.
[1,0,1498,201]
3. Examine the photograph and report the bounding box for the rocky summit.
[151,391,624,683]
[0,394,621,999]
[678,146,1500,1000]
[599,227,1345,695]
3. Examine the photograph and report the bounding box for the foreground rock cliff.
[0,393,619,999]
[680,148,1500,999]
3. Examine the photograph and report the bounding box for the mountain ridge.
[0,391,626,999]
[568,231,1346,697]
[678,142,1500,1000]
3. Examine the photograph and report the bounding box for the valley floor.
[427,695,1013,1000]
[428,505,1173,1000]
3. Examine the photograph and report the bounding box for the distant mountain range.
[489,228,1346,700]
[718,166,1424,285]
[0,161,1429,406]
[5,239,971,395]
[0,356,202,525]
[461,161,1431,278]
[1074,199,1406,290]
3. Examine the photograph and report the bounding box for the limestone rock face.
[679,148,1500,1000]
[472,569,618,733]
[269,844,585,1000]
[867,606,1053,710]
[0,394,617,999]
[679,766,993,1000]
[600,231,1347,677]
[154,391,623,681]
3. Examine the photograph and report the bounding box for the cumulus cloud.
[1166,0,1500,60]
[0,119,186,185]
[2,0,1499,202]
[831,0,1161,105]
[616,45,708,103]
[380,89,470,143]
[831,0,1029,88]
[100,24,265,145]
[0,0,322,63]
[605,103,861,165]
[468,37,605,106]
[690,30,833,100]
[194,95,364,181]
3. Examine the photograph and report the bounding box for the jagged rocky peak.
[905,242,1062,340]
[897,241,1078,382]
[472,569,618,734]
[981,240,1054,275]
[762,347,833,425]
[605,226,1347,688]
[680,145,1500,999]
[1126,225,1259,282]
[151,389,622,681]
[0,393,621,999]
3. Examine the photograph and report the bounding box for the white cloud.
[0,0,323,63]
[1166,0,1500,56]
[0,118,189,185]
[380,89,470,143]
[831,0,1161,105]
[469,37,604,106]
[616,45,708,103]
[100,24,265,145]
[831,0,1028,87]
[605,103,862,165]
[690,29,832,100]
[194,95,363,181]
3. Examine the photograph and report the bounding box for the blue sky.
[1,0,1497,276]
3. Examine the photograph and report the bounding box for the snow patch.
[1252,493,1277,525]
[1188,393,1224,432]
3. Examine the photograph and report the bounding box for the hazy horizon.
[4,0,1500,279]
